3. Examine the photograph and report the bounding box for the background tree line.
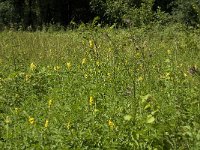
[0,0,200,29]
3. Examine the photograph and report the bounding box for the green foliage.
[1,0,200,28]
[0,25,200,149]
[172,0,200,27]
[0,0,14,25]
[89,0,128,24]
[122,0,155,27]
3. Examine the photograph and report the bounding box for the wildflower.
[30,63,36,71]
[82,58,86,65]
[44,119,49,128]
[48,99,53,108]
[66,122,71,129]
[54,66,61,71]
[183,73,188,77]
[5,116,11,124]
[89,40,94,49]
[66,62,71,70]
[84,74,88,78]
[165,72,170,77]
[89,96,94,106]
[108,119,115,129]
[25,74,31,81]
[29,117,35,124]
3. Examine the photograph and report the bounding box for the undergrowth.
[0,24,200,149]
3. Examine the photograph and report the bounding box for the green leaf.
[141,94,152,103]
[124,115,132,121]
[146,115,155,124]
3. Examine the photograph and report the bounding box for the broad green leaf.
[124,115,132,121]
[146,115,155,124]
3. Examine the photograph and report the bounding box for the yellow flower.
[48,99,53,108]
[108,119,115,129]
[54,66,61,71]
[25,74,31,81]
[82,58,86,65]
[183,73,188,77]
[89,96,94,105]
[29,117,35,124]
[84,74,88,78]
[66,62,71,70]
[89,40,94,49]
[165,72,170,77]
[44,119,49,128]
[5,116,11,124]
[66,122,71,129]
[30,63,36,71]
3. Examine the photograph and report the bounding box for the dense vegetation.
[0,0,200,29]
[0,0,200,149]
[0,24,200,149]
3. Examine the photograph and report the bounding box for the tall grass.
[0,25,200,149]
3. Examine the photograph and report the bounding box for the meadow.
[0,25,200,149]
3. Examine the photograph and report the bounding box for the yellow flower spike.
[89,96,94,106]
[5,116,11,124]
[54,66,61,71]
[25,74,31,81]
[29,117,35,125]
[66,122,71,129]
[84,74,88,78]
[108,119,115,129]
[82,58,86,65]
[44,119,49,128]
[48,99,53,108]
[89,40,94,49]
[30,63,36,71]
[66,62,71,70]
